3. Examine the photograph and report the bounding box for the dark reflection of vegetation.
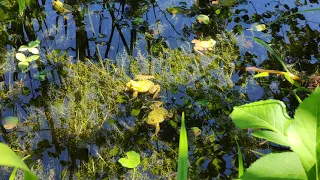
[0,0,320,179]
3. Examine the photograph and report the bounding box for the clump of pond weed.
[50,56,127,142]
[129,31,238,92]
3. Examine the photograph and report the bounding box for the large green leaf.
[241,152,307,180]
[231,100,292,146]
[0,143,37,180]
[287,87,320,179]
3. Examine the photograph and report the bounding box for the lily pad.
[26,55,40,62]
[16,53,26,61]
[18,45,29,52]
[118,151,140,169]
[18,61,29,71]
[2,116,19,130]
[28,48,39,55]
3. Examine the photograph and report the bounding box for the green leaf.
[18,62,29,71]
[209,133,216,142]
[28,40,40,48]
[0,143,38,180]
[252,130,289,146]
[33,71,47,81]
[18,45,29,52]
[196,15,210,24]
[178,112,188,180]
[10,155,31,180]
[283,72,300,87]
[195,157,205,166]
[26,55,40,62]
[17,0,26,15]
[287,87,320,178]
[2,116,18,130]
[241,152,307,180]
[132,18,144,25]
[215,9,221,15]
[131,109,140,116]
[118,151,140,169]
[28,48,39,55]
[116,95,126,103]
[231,100,292,145]
[109,146,119,157]
[16,53,26,62]
[253,72,269,78]
[231,100,291,133]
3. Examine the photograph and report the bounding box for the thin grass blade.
[236,141,244,178]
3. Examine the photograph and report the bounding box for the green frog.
[52,0,74,15]
[125,75,160,99]
[145,101,173,137]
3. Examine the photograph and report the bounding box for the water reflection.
[0,0,320,179]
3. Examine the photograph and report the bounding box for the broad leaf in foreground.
[287,87,320,179]
[241,152,306,180]
[0,143,37,180]
[231,100,292,146]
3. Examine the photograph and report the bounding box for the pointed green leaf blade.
[241,152,307,180]
[287,87,320,178]
[17,0,25,15]
[178,112,188,180]
[253,72,269,78]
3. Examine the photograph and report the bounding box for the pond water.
[0,0,320,179]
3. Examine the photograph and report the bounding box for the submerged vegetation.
[0,0,320,179]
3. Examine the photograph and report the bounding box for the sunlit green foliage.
[231,87,320,179]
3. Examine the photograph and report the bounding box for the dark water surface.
[0,0,320,179]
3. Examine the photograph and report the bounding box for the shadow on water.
[0,0,320,179]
